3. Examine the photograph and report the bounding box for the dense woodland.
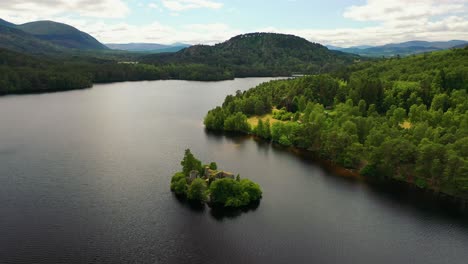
[204,47,468,199]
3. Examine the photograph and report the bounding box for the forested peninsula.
[204,48,468,199]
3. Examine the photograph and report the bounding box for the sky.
[1,0,467,47]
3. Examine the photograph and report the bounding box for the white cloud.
[161,0,223,11]
[147,2,163,12]
[59,18,240,45]
[259,14,468,47]
[103,0,468,46]
[331,0,468,46]
[343,0,466,23]
[0,0,230,44]
[252,0,468,47]
[0,0,130,23]
[148,3,159,9]
[0,0,466,47]
[41,9,468,47]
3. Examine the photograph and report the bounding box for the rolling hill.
[0,18,108,52]
[142,32,360,77]
[16,20,108,50]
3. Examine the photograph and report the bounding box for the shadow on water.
[209,200,260,221]
[204,129,251,144]
[284,143,468,222]
[282,146,361,180]
[173,194,206,214]
[206,130,468,222]
[173,186,261,220]
[365,179,468,222]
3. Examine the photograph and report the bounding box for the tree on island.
[181,149,202,176]
[209,162,218,170]
[170,172,187,196]
[209,178,262,207]
[187,178,208,202]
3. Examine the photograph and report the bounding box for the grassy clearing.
[400,120,412,129]
[247,113,285,127]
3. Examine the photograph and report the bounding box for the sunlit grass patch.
[400,120,412,129]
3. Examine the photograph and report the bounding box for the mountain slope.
[16,20,108,50]
[142,33,360,77]
[0,24,65,54]
[0,18,15,27]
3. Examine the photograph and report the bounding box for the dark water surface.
[0,79,467,264]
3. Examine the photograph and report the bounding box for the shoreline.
[0,76,292,97]
[213,130,468,215]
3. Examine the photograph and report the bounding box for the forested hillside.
[0,49,93,94]
[0,24,65,54]
[142,33,359,77]
[204,47,468,198]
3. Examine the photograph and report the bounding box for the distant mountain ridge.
[381,40,467,49]
[106,43,190,53]
[454,43,468,49]
[329,40,468,57]
[0,18,108,52]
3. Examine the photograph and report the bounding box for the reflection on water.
[209,201,261,221]
[173,194,206,213]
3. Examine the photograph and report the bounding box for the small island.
[170,149,262,208]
